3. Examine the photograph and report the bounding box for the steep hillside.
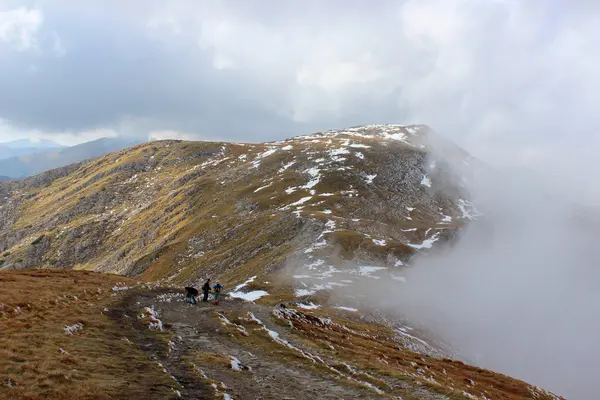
[0,125,478,291]
[0,137,141,179]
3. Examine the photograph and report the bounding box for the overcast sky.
[1,0,600,197]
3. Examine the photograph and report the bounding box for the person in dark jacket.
[212,281,223,305]
[201,279,211,302]
[185,286,198,304]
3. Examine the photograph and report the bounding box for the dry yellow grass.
[0,270,177,400]
[276,308,563,400]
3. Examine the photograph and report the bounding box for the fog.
[355,160,600,399]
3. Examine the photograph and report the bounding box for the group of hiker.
[185,279,223,305]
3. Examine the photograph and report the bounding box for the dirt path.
[110,288,391,400]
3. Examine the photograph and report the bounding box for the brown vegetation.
[0,270,177,400]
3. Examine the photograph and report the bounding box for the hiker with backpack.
[185,286,198,304]
[201,278,211,302]
[212,280,224,305]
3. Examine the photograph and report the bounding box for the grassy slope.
[0,134,463,292]
[0,270,178,400]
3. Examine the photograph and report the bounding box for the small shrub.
[15,258,24,263]
[2,251,9,257]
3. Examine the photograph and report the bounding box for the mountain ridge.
[0,137,142,178]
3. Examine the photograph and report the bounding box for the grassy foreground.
[0,270,177,400]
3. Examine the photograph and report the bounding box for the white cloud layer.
[0,6,42,51]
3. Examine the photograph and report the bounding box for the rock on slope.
[0,125,478,288]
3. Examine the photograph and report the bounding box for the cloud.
[0,6,43,51]
[378,166,600,399]
[149,130,198,141]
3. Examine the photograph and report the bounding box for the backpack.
[214,283,223,293]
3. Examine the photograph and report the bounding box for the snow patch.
[407,233,440,249]
[295,288,316,296]
[297,302,320,310]
[364,174,377,184]
[230,290,268,302]
[421,175,432,188]
[254,182,272,193]
[233,276,256,292]
[278,161,295,173]
[335,306,358,312]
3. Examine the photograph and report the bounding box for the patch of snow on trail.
[139,305,164,330]
[372,239,386,246]
[230,290,268,302]
[112,286,133,292]
[282,145,293,150]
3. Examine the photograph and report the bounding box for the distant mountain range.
[0,137,142,179]
[0,138,65,160]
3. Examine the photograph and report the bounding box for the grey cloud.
[1,0,599,170]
